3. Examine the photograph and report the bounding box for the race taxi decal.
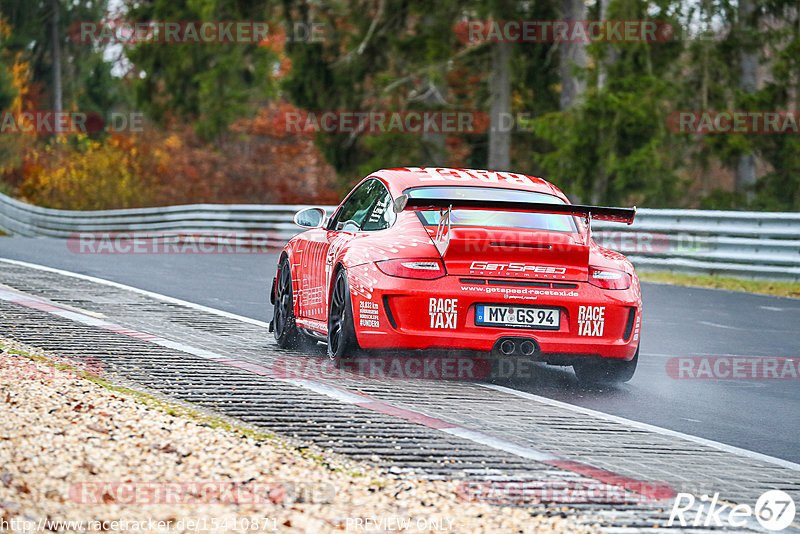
[578,305,605,336]
[429,298,458,329]
[358,300,380,328]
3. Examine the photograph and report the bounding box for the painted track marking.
[3,257,799,477]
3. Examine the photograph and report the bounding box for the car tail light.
[589,266,631,290]
[376,259,446,280]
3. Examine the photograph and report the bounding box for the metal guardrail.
[0,192,324,248]
[0,192,798,281]
[591,212,800,282]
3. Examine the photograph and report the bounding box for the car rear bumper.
[348,264,641,361]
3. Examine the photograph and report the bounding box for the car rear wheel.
[273,258,306,349]
[327,268,358,360]
[573,346,639,386]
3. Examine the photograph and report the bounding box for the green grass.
[639,271,800,299]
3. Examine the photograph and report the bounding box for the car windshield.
[407,186,578,233]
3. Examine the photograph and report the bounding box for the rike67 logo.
[669,490,796,531]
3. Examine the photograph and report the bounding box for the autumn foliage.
[6,100,338,210]
[0,15,337,211]
[18,134,158,210]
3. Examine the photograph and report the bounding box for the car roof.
[370,167,569,201]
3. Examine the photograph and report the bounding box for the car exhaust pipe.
[499,339,516,355]
[519,340,536,356]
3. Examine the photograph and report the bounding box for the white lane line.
[0,288,231,362]
[0,282,569,472]
[0,282,108,318]
[479,383,800,472]
[0,258,271,329]
[4,257,799,474]
[442,427,558,462]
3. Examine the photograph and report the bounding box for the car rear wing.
[395,195,636,225]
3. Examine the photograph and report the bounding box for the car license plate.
[475,305,560,329]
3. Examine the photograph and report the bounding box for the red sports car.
[271,167,641,384]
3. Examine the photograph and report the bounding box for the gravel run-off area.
[0,336,596,533]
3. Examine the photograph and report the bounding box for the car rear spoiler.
[395,195,636,225]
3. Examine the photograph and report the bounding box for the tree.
[747,0,800,210]
[51,0,62,113]
[0,16,16,111]
[280,0,470,181]
[597,0,619,90]
[125,0,279,139]
[559,0,587,109]
[533,0,686,206]
[484,0,515,171]
[1,0,113,114]
[735,0,758,200]
[488,39,511,170]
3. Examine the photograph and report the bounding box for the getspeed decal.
[469,261,567,274]
[578,306,605,336]
[459,284,577,299]
[429,298,458,329]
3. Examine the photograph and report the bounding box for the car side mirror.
[393,194,409,213]
[294,207,327,229]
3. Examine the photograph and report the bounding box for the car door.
[299,178,389,321]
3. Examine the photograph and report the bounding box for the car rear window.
[406,186,578,233]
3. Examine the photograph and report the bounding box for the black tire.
[273,258,305,349]
[327,268,359,360]
[573,346,639,386]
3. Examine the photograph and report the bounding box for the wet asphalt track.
[1,236,798,463]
